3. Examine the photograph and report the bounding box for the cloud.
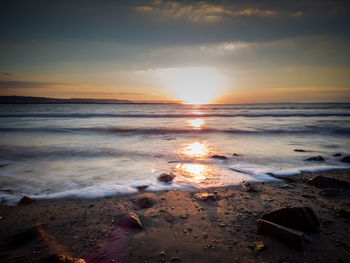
[1,72,15,76]
[135,1,278,23]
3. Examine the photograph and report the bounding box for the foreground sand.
[0,169,349,263]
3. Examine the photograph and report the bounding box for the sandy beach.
[0,169,349,263]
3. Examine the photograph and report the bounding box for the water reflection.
[182,141,209,157]
[175,163,212,182]
[188,118,204,129]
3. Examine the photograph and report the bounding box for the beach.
[1,169,349,263]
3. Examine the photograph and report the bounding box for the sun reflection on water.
[188,118,204,129]
[176,163,212,182]
[182,141,209,157]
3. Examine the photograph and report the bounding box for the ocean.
[0,103,349,203]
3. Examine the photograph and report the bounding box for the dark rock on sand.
[0,163,9,168]
[257,219,307,250]
[136,185,149,191]
[6,226,40,249]
[232,153,242,156]
[333,153,342,157]
[340,156,350,163]
[305,155,324,161]
[136,197,153,209]
[294,149,306,152]
[120,212,143,229]
[260,207,320,232]
[242,181,258,192]
[43,254,85,263]
[19,196,35,205]
[309,176,350,189]
[211,155,227,160]
[158,172,176,183]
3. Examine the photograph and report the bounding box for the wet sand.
[0,169,350,263]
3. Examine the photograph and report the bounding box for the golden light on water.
[175,163,212,182]
[188,118,204,129]
[182,141,209,157]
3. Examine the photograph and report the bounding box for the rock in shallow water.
[19,196,35,205]
[136,185,149,191]
[158,172,175,183]
[210,155,227,160]
[340,156,350,163]
[304,155,324,161]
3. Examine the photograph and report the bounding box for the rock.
[0,163,9,168]
[136,197,153,209]
[304,155,324,161]
[333,153,342,157]
[278,184,294,189]
[257,219,307,250]
[136,185,149,191]
[266,173,295,183]
[43,254,86,263]
[194,193,219,202]
[211,155,227,160]
[242,181,258,192]
[309,176,350,189]
[158,172,175,183]
[120,212,143,229]
[255,242,267,251]
[340,156,350,163]
[232,153,242,156]
[260,207,320,233]
[294,149,306,152]
[19,196,35,205]
[319,189,339,197]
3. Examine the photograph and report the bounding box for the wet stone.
[19,196,35,205]
[158,172,176,183]
[305,155,324,161]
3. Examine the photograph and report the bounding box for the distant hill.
[0,96,133,104]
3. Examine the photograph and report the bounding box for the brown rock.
[137,185,149,191]
[19,196,35,205]
[120,212,143,229]
[136,197,153,209]
[211,155,227,160]
[309,176,350,189]
[242,181,258,192]
[260,207,320,232]
[257,219,306,250]
[158,172,175,183]
[194,193,219,202]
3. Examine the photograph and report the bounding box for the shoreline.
[1,169,350,262]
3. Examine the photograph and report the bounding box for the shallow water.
[0,103,349,203]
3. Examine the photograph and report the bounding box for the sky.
[0,0,350,103]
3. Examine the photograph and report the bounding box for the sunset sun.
[160,67,223,104]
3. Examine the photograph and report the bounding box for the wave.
[1,126,350,135]
[1,112,350,118]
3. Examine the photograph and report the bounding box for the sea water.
[0,103,349,203]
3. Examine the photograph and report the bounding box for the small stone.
[194,193,218,202]
[121,212,143,229]
[136,197,153,209]
[242,181,257,192]
[218,223,226,227]
[211,155,227,160]
[333,153,342,157]
[203,232,208,238]
[340,156,350,163]
[294,149,306,152]
[158,172,176,183]
[304,155,324,161]
[137,185,149,191]
[255,242,267,251]
[19,196,35,205]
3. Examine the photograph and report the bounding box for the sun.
[159,67,223,104]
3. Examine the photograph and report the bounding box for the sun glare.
[175,163,211,182]
[182,141,209,157]
[188,118,204,129]
[159,67,223,104]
